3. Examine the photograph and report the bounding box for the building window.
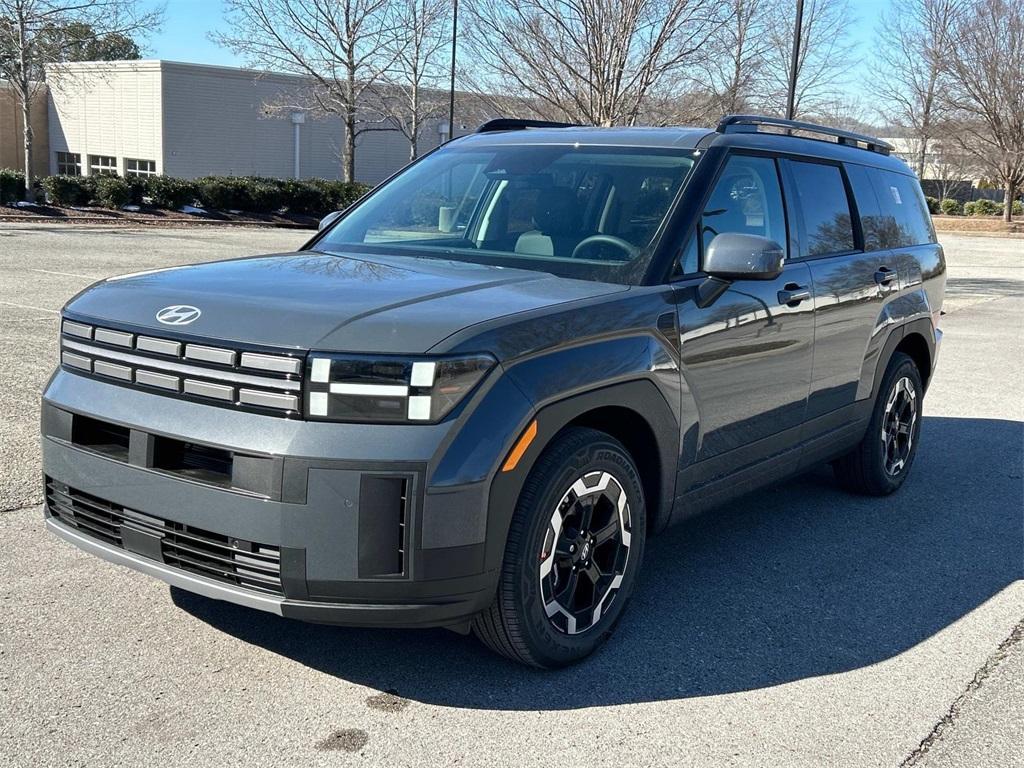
[89,155,118,175]
[56,152,82,176]
[124,159,157,178]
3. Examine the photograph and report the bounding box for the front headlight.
[305,353,496,423]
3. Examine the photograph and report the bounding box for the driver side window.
[680,155,787,275]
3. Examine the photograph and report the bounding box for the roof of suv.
[457,122,913,174]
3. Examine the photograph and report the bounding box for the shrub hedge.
[939,198,962,215]
[0,169,26,203]
[34,172,368,216]
[924,196,940,214]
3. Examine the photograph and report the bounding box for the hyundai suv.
[42,115,945,667]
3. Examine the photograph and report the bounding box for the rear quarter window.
[868,168,936,247]
[788,161,855,257]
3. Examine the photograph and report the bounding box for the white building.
[44,60,454,184]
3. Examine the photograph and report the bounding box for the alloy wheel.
[881,375,917,476]
[538,470,632,635]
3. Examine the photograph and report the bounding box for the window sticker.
[890,186,903,205]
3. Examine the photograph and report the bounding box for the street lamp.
[448,0,458,142]
[785,0,805,121]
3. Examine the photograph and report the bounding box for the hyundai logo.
[156,305,202,325]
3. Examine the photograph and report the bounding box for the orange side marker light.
[502,420,538,472]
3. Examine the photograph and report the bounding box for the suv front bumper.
[41,370,499,629]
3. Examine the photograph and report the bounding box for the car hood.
[65,250,627,354]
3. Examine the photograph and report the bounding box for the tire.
[833,351,924,495]
[472,427,647,668]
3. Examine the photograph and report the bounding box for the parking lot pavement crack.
[900,619,1024,767]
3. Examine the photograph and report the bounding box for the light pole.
[785,0,804,121]
[447,0,458,142]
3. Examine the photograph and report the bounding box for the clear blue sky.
[142,0,892,99]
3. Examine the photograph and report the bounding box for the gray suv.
[42,115,945,667]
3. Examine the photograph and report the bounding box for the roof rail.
[476,118,583,133]
[716,114,893,155]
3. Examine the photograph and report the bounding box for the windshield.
[314,142,696,284]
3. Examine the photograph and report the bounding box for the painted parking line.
[0,301,59,313]
[29,268,101,279]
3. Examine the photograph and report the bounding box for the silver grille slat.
[136,336,181,356]
[94,328,133,347]
[185,344,236,366]
[62,339,300,391]
[60,322,303,415]
[62,320,93,339]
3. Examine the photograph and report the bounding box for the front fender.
[425,334,681,574]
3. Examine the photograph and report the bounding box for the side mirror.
[704,233,785,280]
[318,210,344,231]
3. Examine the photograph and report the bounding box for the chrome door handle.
[874,267,897,285]
[778,285,811,305]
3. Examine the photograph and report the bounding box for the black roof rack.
[716,115,893,155]
[476,118,584,133]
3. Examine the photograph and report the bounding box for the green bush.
[968,198,1001,216]
[144,176,197,209]
[939,198,962,216]
[316,180,370,212]
[279,179,329,215]
[40,175,96,206]
[0,169,26,203]
[194,176,242,211]
[247,179,285,213]
[93,175,133,208]
[924,196,940,215]
[1007,200,1023,216]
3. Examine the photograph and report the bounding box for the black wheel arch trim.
[864,317,936,402]
[480,378,678,574]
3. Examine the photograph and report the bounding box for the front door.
[676,154,815,482]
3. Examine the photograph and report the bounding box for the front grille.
[46,479,283,595]
[60,318,303,417]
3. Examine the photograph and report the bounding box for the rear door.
[781,159,896,426]
[676,153,815,476]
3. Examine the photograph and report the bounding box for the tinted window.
[319,145,695,285]
[790,161,855,257]
[869,168,935,247]
[698,155,787,269]
[845,164,886,252]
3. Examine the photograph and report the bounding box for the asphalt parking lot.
[0,224,1021,767]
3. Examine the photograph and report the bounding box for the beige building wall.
[47,61,162,175]
[46,60,471,185]
[159,61,344,180]
[0,80,49,178]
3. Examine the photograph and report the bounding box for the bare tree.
[463,0,727,126]
[373,0,450,161]
[872,0,961,178]
[0,0,159,200]
[698,0,774,118]
[763,0,857,118]
[216,0,399,182]
[940,0,1024,222]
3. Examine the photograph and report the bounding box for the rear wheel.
[473,427,646,668]
[834,351,923,495]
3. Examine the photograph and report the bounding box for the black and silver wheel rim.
[881,375,917,476]
[538,471,632,635]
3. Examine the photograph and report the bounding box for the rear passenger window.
[845,164,887,252]
[869,169,935,247]
[698,155,787,268]
[789,161,855,257]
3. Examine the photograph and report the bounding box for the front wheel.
[834,351,924,495]
[473,427,646,668]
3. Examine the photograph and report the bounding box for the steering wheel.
[571,234,637,260]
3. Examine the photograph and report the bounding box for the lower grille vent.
[46,479,282,595]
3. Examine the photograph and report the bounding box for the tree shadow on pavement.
[172,416,1024,710]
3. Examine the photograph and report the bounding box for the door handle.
[778,284,811,305]
[874,266,897,285]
